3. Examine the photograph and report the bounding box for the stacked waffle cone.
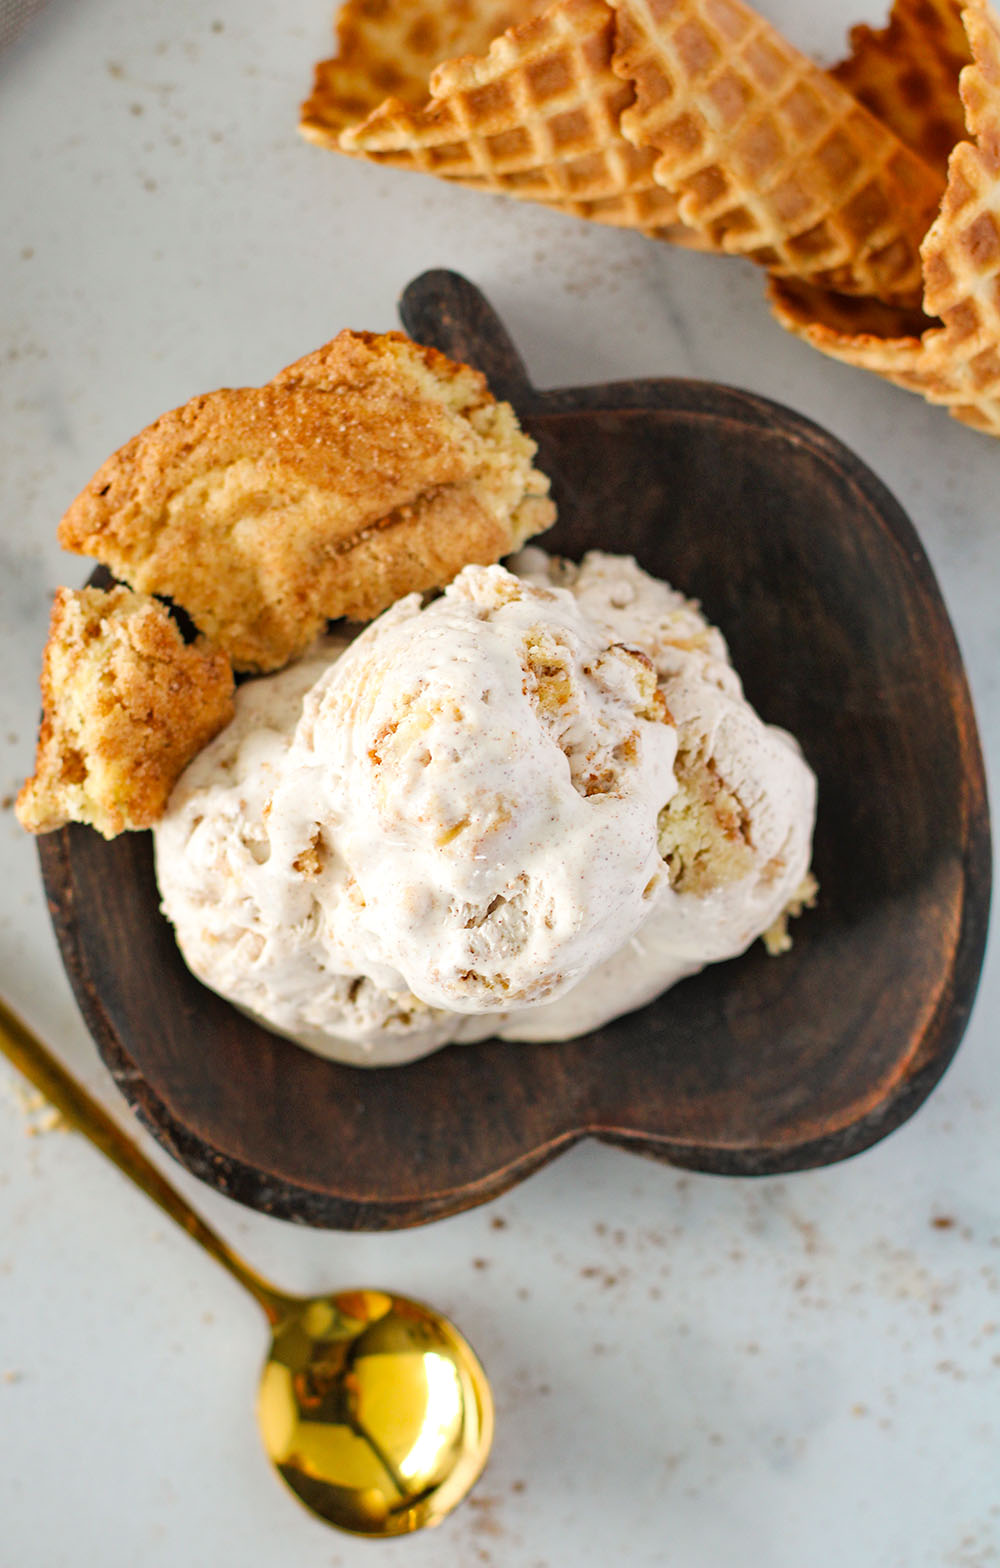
[301,0,1000,436]
[773,0,1000,436]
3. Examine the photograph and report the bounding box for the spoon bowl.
[259,1288,493,1537]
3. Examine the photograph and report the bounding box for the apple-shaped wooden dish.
[38,271,991,1229]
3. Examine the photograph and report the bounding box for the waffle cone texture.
[303,0,1000,436]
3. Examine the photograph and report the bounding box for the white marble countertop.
[1,1,997,1563]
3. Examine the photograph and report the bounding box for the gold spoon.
[0,995,494,1537]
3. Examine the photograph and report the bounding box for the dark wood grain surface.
[38,270,992,1228]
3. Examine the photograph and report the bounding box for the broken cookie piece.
[57,330,556,673]
[16,587,235,838]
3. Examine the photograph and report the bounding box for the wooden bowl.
[38,271,992,1229]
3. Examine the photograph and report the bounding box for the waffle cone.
[302,0,944,272]
[610,0,945,305]
[302,0,699,239]
[831,0,971,177]
[302,0,547,142]
[772,0,1000,438]
[302,0,1000,435]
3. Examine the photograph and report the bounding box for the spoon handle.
[0,995,297,1324]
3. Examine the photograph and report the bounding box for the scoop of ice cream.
[154,551,817,1064]
[260,565,677,1013]
[156,561,679,1054]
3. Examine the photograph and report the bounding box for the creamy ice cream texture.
[154,552,817,1065]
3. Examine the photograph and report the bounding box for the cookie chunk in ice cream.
[154,553,817,1064]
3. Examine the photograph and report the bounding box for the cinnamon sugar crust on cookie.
[16,587,235,839]
[58,331,556,673]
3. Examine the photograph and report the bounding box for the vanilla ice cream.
[154,553,817,1064]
